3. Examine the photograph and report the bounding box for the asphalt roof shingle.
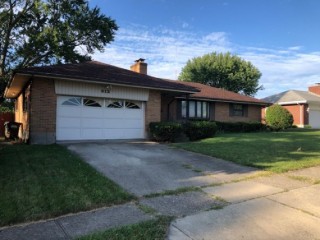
[15,61,198,93]
[262,90,320,104]
[178,81,267,105]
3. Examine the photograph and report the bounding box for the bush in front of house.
[0,100,14,113]
[215,121,266,133]
[149,122,183,142]
[184,121,217,141]
[265,104,294,130]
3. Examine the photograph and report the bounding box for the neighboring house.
[262,85,320,128]
[4,59,267,144]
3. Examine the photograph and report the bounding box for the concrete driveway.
[66,141,259,196]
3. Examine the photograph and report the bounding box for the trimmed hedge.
[150,121,218,142]
[266,105,293,130]
[184,121,217,141]
[215,121,266,133]
[149,122,183,142]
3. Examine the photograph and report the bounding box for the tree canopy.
[178,52,263,96]
[0,0,118,97]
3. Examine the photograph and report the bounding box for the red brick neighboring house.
[4,59,267,144]
[262,84,320,128]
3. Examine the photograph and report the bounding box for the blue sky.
[89,0,320,98]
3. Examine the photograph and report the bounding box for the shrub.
[215,121,266,133]
[0,101,14,113]
[149,122,183,142]
[265,105,293,130]
[184,121,217,141]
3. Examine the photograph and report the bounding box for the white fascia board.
[278,100,307,105]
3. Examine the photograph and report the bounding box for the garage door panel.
[103,129,144,139]
[56,96,145,140]
[310,110,320,128]
[82,129,104,139]
[58,107,81,117]
[82,107,105,117]
[81,118,105,128]
[123,110,144,119]
[103,109,139,119]
[102,119,142,128]
[58,117,81,128]
[103,111,143,120]
[120,119,143,128]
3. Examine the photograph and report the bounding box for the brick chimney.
[130,58,147,75]
[308,83,320,96]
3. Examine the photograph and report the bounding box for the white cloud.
[182,22,189,29]
[288,46,302,51]
[241,51,320,97]
[92,25,320,98]
[93,26,232,80]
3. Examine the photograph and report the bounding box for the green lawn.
[174,129,320,173]
[0,144,134,227]
[77,216,172,240]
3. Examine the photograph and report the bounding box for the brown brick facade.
[161,98,263,122]
[213,102,262,122]
[29,77,56,144]
[145,90,161,136]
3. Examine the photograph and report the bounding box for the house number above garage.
[101,85,112,93]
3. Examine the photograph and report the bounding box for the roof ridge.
[179,81,263,101]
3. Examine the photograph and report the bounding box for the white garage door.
[56,96,145,140]
[309,110,320,129]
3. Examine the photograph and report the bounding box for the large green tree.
[0,0,118,97]
[179,52,263,96]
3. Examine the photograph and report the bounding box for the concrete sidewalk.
[0,203,153,240]
[0,191,227,240]
[168,166,320,240]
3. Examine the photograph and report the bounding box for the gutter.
[277,100,307,105]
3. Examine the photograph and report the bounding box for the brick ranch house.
[4,59,267,144]
[262,84,320,128]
